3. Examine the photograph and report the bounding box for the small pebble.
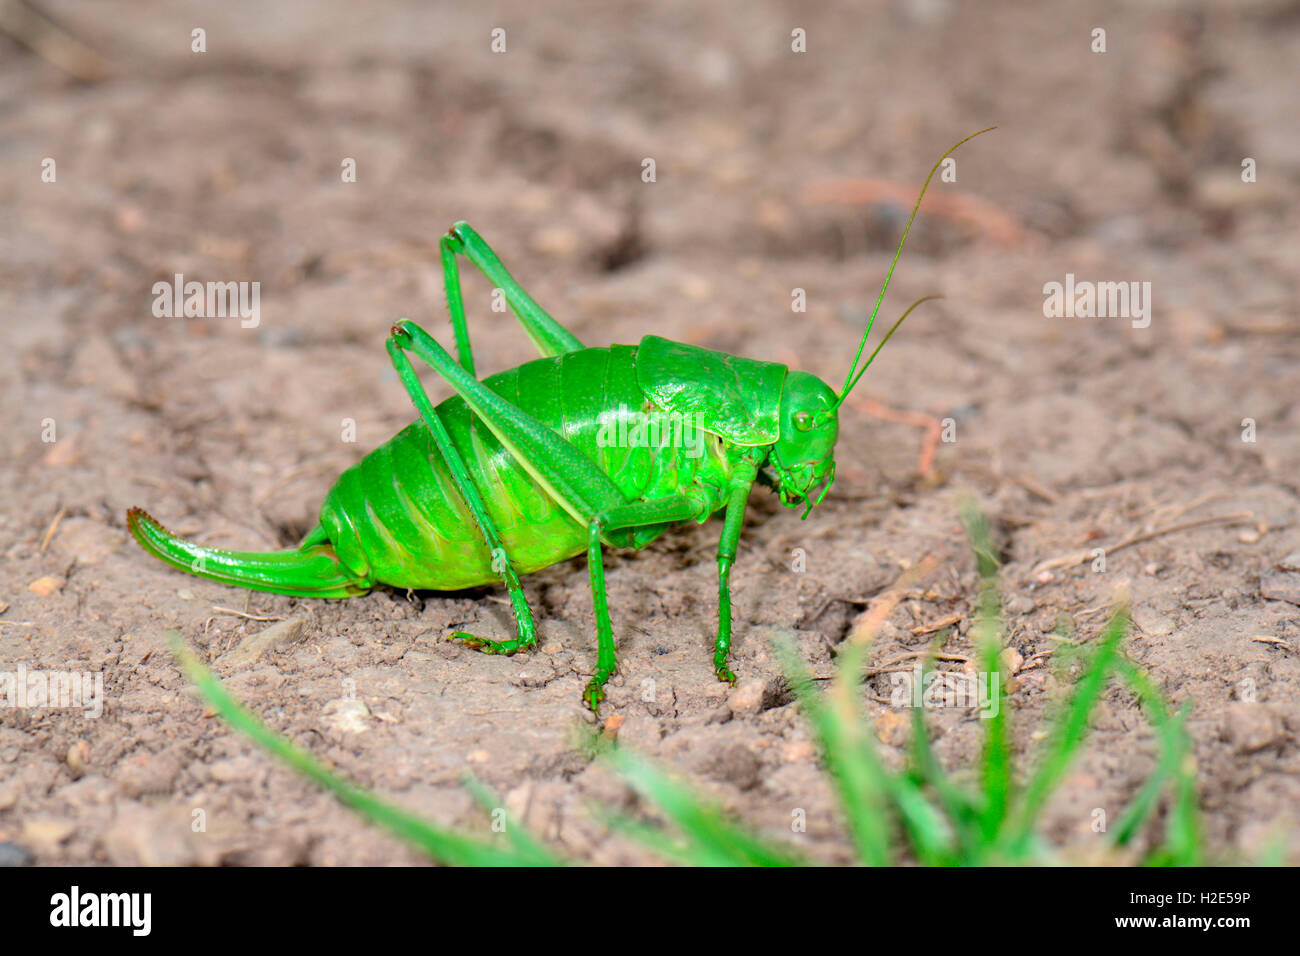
[781,740,814,762]
[728,677,768,714]
[1007,595,1035,615]
[0,842,33,867]
[1221,702,1284,754]
[679,276,713,302]
[322,698,370,734]
[531,226,580,258]
[116,751,181,797]
[708,743,763,790]
[101,806,200,866]
[874,711,909,748]
[208,757,256,784]
[1132,608,1176,637]
[66,741,90,775]
[27,575,65,596]
[22,818,75,849]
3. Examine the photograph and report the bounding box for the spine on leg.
[126,508,372,598]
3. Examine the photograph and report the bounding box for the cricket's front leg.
[583,495,710,712]
[714,466,758,685]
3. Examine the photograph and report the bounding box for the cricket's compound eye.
[772,371,839,510]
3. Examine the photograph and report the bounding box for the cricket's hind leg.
[438,221,585,376]
[386,324,540,655]
[421,223,587,652]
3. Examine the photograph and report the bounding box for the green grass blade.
[907,681,981,856]
[1158,743,1204,866]
[1008,609,1128,849]
[974,591,1011,844]
[777,636,893,865]
[959,499,1013,845]
[1109,656,1186,848]
[960,498,1002,580]
[780,628,956,865]
[169,631,564,866]
[604,748,804,866]
[595,807,730,867]
[884,768,957,865]
[1111,704,1190,849]
[834,641,956,864]
[1107,654,1204,864]
[460,776,563,864]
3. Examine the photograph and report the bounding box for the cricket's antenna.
[835,126,996,408]
[835,294,943,408]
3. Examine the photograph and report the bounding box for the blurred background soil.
[1,0,1298,864]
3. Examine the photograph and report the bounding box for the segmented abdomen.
[318,345,714,590]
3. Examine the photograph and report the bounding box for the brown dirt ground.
[2,0,1299,866]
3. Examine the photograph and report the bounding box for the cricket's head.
[770,126,995,521]
[769,371,839,516]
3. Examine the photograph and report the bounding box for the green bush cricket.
[129,128,995,712]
